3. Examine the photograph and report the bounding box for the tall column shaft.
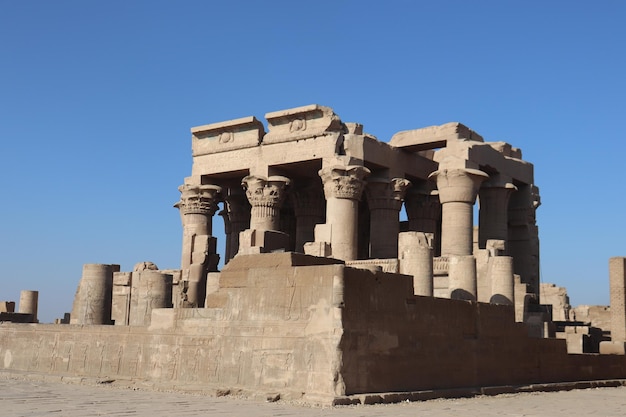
[399,232,433,296]
[292,182,325,253]
[319,165,370,261]
[366,178,411,259]
[430,168,488,257]
[223,189,251,262]
[609,257,626,342]
[478,181,516,249]
[441,202,473,256]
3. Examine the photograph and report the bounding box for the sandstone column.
[70,263,115,325]
[241,175,291,231]
[319,165,370,261]
[175,183,221,307]
[223,188,251,262]
[18,290,38,323]
[405,186,441,235]
[174,183,222,270]
[291,182,325,253]
[129,270,173,326]
[488,255,515,305]
[449,255,477,301]
[366,177,411,259]
[609,257,626,342]
[429,168,488,256]
[399,232,434,296]
[508,184,541,297]
[478,178,516,249]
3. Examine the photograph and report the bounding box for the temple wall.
[2,253,626,404]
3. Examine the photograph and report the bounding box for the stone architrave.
[291,182,326,253]
[70,264,116,325]
[478,177,516,249]
[429,168,488,257]
[174,183,222,271]
[319,165,370,261]
[241,175,291,231]
[366,177,411,259]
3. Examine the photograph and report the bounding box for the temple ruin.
[2,104,626,404]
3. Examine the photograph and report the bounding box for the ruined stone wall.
[0,254,346,403]
[339,267,626,395]
[2,253,626,404]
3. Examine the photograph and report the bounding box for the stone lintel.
[192,116,265,156]
[389,122,484,152]
[263,104,344,144]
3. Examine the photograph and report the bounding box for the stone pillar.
[609,257,626,342]
[174,183,222,271]
[449,255,477,301]
[291,182,325,253]
[223,188,251,262]
[241,175,290,231]
[319,165,370,261]
[488,256,515,305]
[399,232,434,296]
[478,178,516,249]
[429,168,488,257]
[405,186,441,235]
[70,263,115,325]
[18,290,38,323]
[129,270,173,326]
[366,177,411,259]
[508,184,541,297]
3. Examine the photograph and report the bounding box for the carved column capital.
[241,175,291,208]
[319,165,371,200]
[429,168,488,204]
[291,181,326,218]
[366,177,412,211]
[174,184,222,216]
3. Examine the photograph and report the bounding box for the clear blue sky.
[1,1,625,322]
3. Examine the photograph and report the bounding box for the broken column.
[601,257,626,354]
[398,232,434,296]
[129,270,173,326]
[240,174,291,253]
[366,177,411,259]
[488,255,515,305]
[318,165,370,261]
[429,168,488,256]
[70,263,116,325]
[175,183,221,306]
[18,290,38,323]
[449,255,477,301]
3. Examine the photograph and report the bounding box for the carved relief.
[174,184,222,216]
[319,165,370,200]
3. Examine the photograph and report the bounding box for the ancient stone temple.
[2,105,626,405]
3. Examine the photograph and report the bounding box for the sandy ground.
[1,377,626,417]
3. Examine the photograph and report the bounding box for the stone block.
[600,341,626,355]
[263,104,343,144]
[191,116,265,156]
[389,122,483,152]
[303,241,331,257]
[113,271,132,286]
[238,229,289,254]
[0,301,15,313]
